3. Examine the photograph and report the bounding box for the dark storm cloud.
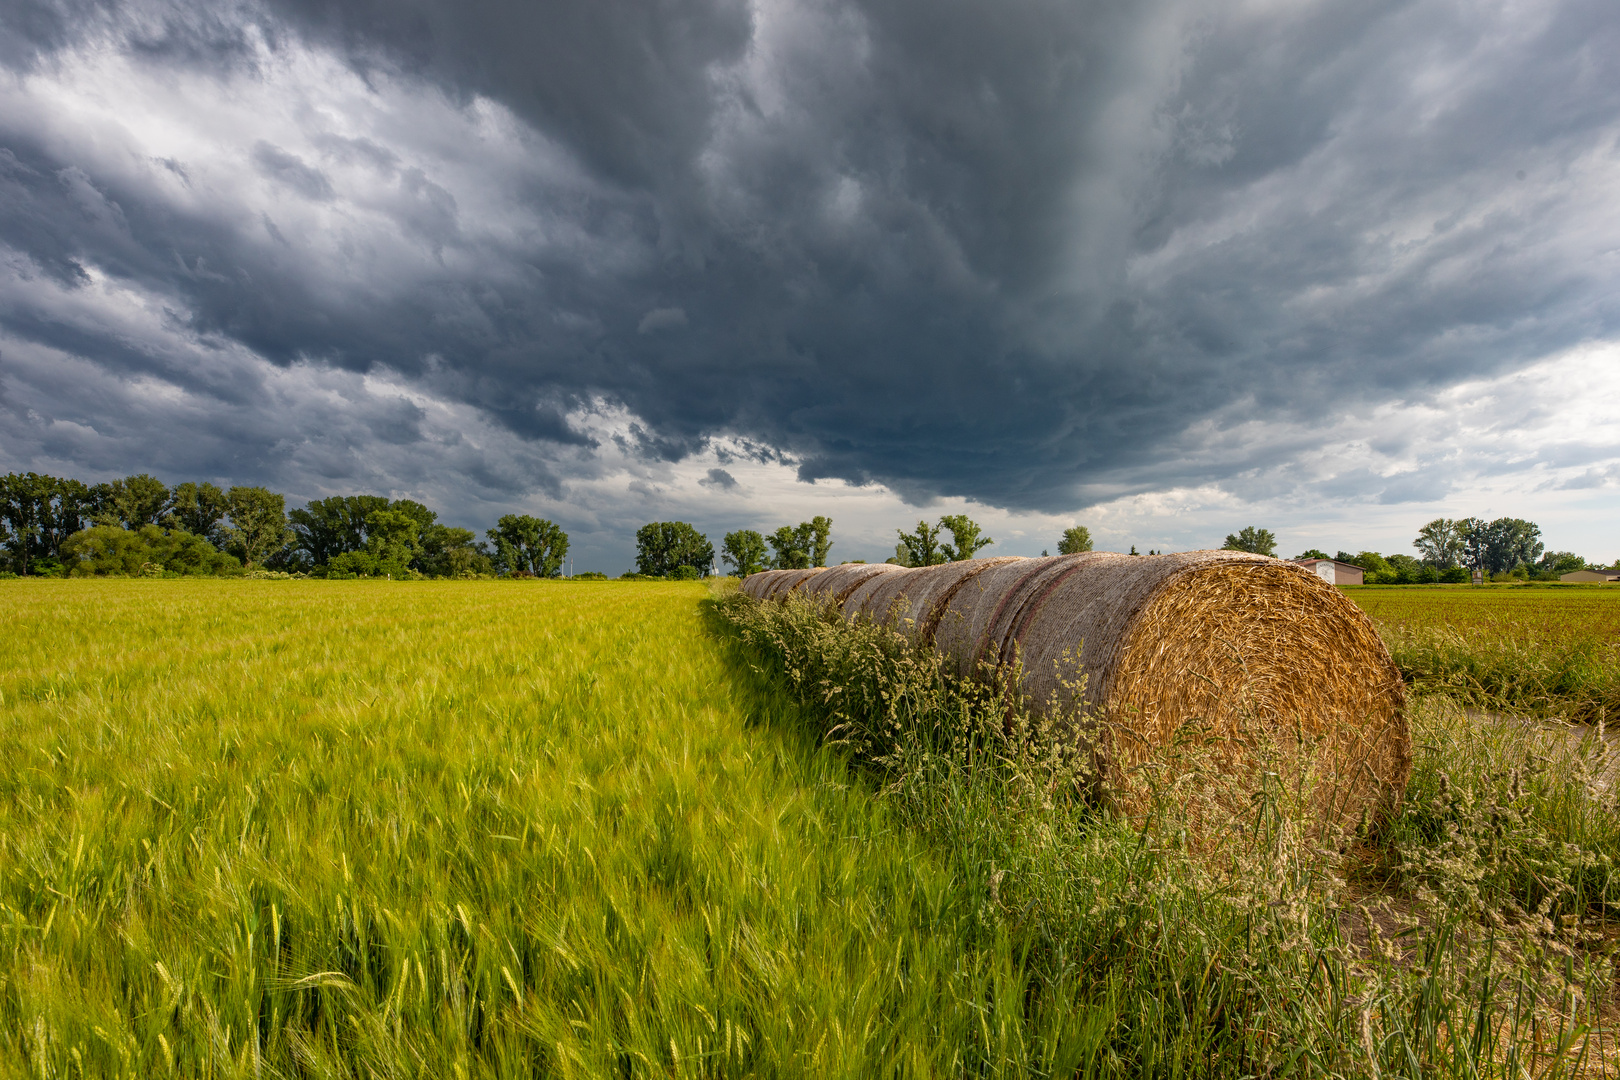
[1,0,1618,514]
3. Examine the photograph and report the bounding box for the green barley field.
[1,580,1055,1078]
[4,578,1620,1078]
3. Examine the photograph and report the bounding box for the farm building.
[1292,558,1365,586]
[1560,568,1620,582]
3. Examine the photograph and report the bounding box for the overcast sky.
[2,0,1617,571]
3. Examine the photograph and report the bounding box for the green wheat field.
[4,579,1620,1078]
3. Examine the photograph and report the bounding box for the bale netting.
[741,552,1409,833]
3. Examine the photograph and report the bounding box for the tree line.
[8,469,1601,584]
[1222,518,1607,583]
[0,472,570,579]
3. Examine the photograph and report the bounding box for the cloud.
[251,141,334,200]
[698,466,736,490]
[0,0,1617,567]
[637,307,687,334]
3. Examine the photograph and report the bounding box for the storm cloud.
[1,0,1618,562]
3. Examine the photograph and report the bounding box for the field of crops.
[1,579,1072,1077]
[1348,585,1620,723]
[1351,584,1620,644]
[4,579,1619,1078]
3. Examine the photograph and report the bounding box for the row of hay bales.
[741,552,1409,830]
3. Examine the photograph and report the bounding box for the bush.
[61,525,238,577]
[671,564,702,580]
[571,571,608,580]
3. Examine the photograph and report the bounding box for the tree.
[1385,554,1440,584]
[166,482,229,544]
[635,521,711,577]
[1413,518,1466,568]
[1222,526,1277,557]
[289,495,390,568]
[1476,518,1542,575]
[223,486,293,568]
[489,515,570,577]
[1456,518,1488,573]
[721,529,769,577]
[939,514,993,560]
[419,525,492,578]
[805,516,833,567]
[0,472,96,574]
[767,526,809,569]
[1057,526,1093,555]
[896,520,946,566]
[91,474,172,529]
[766,517,833,569]
[1534,551,1585,580]
[1295,548,1330,560]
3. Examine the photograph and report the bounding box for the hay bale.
[799,563,906,605]
[743,567,828,601]
[740,552,1409,830]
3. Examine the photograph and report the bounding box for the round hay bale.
[739,570,792,600]
[741,552,1408,832]
[800,563,905,605]
[747,567,827,601]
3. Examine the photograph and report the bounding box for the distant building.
[1560,568,1620,583]
[1292,558,1365,586]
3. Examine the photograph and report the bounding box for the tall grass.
[713,589,1620,1078]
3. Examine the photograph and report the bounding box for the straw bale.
[799,563,905,605]
[745,567,827,601]
[740,551,1409,832]
[739,570,790,600]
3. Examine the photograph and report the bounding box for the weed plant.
[712,588,1620,1077]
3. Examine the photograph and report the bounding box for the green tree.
[767,526,809,569]
[1476,517,1543,575]
[1413,518,1466,568]
[223,487,293,568]
[1457,518,1488,573]
[896,520,946,567]
[1057,526,1093,555]
[1534,551,1585,580]
[0,472,96,574]
[289,495,391,568]
[766,517,833,569]
[805,516,833,567]
[1222,526,1277,556]
[1295,548,1331,561]
[91,474,172,529]
[165,482,229,544]
[489,515,571,577]
[939,514,993,561]
[86,474,169,530]
[721,529,769,577]
[419,525,492,578]
[635,521,712,577]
